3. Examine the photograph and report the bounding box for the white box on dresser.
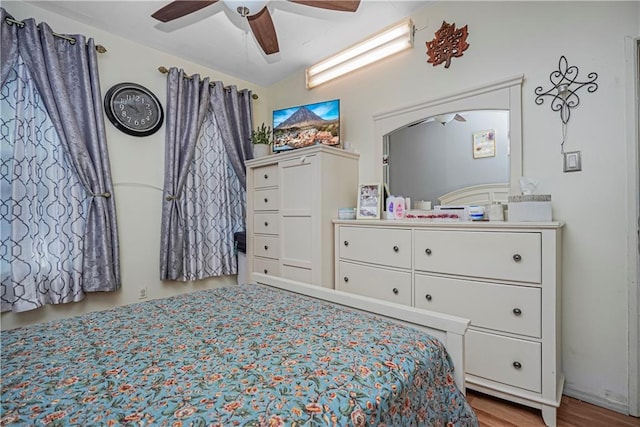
[334,219,564,427]
[246,145,358,288]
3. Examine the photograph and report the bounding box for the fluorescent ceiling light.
[306,18,414,89]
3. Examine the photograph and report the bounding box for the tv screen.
[272,99,340,152]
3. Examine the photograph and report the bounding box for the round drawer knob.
[264,174,268,179]
[264,221,269,227]
[264,198,268,203]
[264,245,269,250]
[513,254,522,262]
[393,246,399,252]
[392,288,399,294]
[344,240,349,246]
[263,269,268,274]
[343,276,349,283]
[513,308,522,316]
[425,248,432,255]
[513,361,522,369]
[425,294,432,301]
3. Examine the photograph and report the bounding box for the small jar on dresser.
[334,219,564,427]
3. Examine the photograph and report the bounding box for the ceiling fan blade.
[247,7,280,55]
[288,1,360,12]
[151,0,219,22]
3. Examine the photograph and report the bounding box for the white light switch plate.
[564,151,582,172]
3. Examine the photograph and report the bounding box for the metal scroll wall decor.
[425,21,469,68]
[534,55,599,154]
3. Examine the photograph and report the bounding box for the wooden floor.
[466,390,640,427]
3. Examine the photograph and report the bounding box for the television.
[272,99,340,152]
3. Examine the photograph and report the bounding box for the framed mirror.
[373,75,523,207]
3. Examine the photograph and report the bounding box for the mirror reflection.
[383,109,509,208]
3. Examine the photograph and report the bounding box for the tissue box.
[508,195,552,222]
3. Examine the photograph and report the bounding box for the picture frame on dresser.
[356,183,382,219]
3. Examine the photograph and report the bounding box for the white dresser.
[246,145,358,288]
[334,219,564,427]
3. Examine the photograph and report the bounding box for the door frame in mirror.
[373,74,524,196]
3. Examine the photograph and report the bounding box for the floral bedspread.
[2,284,478,426]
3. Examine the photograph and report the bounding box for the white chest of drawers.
[334,219,564,427]
[246,145,358,288]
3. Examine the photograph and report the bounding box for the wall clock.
[104,82,164,137]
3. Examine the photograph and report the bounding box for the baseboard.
[563,386,630,416]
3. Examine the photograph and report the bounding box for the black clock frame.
[104,82,164,137]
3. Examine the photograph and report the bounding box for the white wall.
[267,0,639,414]
[0,1,270,330]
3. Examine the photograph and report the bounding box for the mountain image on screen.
[273,104,340,151]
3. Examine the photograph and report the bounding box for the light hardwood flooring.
[466,390,640,427]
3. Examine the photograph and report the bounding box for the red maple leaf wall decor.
[426,21,470,68]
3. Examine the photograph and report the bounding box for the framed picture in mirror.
[473,129,496,158]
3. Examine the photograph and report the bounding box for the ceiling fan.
[151,0,361,55]
[408,113,467,128]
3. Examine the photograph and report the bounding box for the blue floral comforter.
[1,284,477,426]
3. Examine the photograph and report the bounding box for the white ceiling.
[22,0,433,87]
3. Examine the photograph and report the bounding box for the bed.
[1,276,478,426]
[438,183,509,207]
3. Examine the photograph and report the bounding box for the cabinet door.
[280,156,314,213]
[280,156,317,277]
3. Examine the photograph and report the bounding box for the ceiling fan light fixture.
[223,0,269,16]
[306,18,414,89]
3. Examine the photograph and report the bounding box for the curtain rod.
[158,66,259,100]
[4,16,107,53]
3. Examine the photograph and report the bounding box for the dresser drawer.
[253,257,280,276]
[466,330,541,393]
[339,226,411,269]
[414,274,541,338]
[253,188,279,211]
[253,164,278,188]
[414,230,541,283]
[254,236,279,259]
[337,261,411,306]
[253,213,279,235]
